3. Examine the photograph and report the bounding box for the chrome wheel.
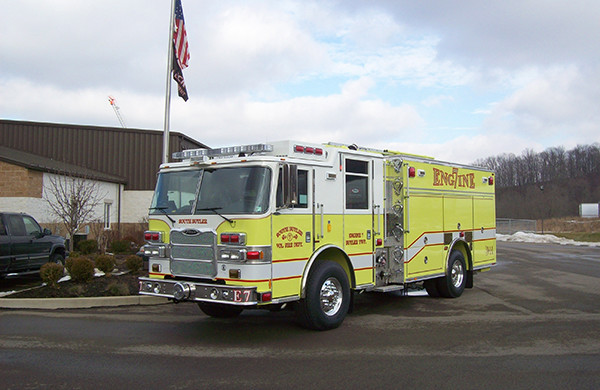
[296,261,350,330]
[320,277,343,316]
[451,259,464,288]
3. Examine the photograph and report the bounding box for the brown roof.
[0,119,207,190]
[0,146,127,184]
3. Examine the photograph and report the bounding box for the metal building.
[0,119,207,190]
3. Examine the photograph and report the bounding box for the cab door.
[22,215,52,268]
[272,166,313,298]
[0,216,12,274]
[5,214,31,271]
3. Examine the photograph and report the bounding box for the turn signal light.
[246,251,264,260]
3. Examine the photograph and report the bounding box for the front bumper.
[138,277,259,306]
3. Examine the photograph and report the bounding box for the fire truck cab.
[139,141,496,330]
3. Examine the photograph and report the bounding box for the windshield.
[149,170,201,215]
[196,167,271,214]
[149,166,272,216]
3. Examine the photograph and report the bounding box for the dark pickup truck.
[0,212,67,279]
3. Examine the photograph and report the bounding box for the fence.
[496,218,537,235]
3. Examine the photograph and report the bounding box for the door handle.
[374,204,381,236]
[318,203,324,239]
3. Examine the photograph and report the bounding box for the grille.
[170,228,217,278]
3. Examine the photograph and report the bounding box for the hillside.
[496,174,599,219]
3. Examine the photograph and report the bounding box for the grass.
[552,232,600,243]
[539,217,600,242]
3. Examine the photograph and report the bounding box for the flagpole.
[162,0,176,164]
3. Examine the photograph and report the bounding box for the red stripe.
[273,275,302,282]
[173,20,189,68]
[348,252,373,257]
[273,257,309,263]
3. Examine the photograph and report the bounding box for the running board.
[372,285,405,293]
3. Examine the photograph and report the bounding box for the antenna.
[108,95,126,128]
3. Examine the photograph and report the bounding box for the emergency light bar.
[173,143,274,160]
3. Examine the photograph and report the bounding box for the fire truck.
[139,141,496,330]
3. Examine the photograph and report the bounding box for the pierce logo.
[433,167,475,189]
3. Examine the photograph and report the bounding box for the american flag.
[172,0,189,101]
[173,0,190,69]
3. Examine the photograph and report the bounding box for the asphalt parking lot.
[1,241,599,389]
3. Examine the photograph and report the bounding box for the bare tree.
[44,174,106,251]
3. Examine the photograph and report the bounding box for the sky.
[1,0,599,164]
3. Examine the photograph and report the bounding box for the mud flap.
[466,270,474,289]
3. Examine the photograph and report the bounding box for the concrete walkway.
[0,296,168,310]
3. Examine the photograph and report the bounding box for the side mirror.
[282,164,298,208]
[43,228,52,236]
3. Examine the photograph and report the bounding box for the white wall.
[122,190,154,223]
[0,197,50,221]
[0,173,154,229]
[42,173,122,226]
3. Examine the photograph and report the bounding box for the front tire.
[197,302,243,318]
[437,250,467,298]
[50,253,65,266]
[424,278,441,297]
[296,261,350,330]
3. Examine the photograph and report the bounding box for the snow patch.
[497,232,600,247]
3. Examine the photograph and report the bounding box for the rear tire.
[197,302,243,318]
[296,261,350,330]
[437,250,467,298]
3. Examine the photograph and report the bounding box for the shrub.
[125,255,143,273]
[65,257,73,274]
[77,239,98,255]
[95,254,116,274]
[68,256,95,283]
[106,282,129,296]
[109,240,131,254]
[40,263,64,288]
[123,234,143,247]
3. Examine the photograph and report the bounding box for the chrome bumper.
[138,277,258,306]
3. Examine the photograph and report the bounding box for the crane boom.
[108,96,126,128]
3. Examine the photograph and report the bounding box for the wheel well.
[449,240,472,271]
[53,247,67,258]
[301,246,355,298]
[449,240,474,288]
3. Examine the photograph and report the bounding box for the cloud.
[352,0,600,68]
[380,133,541,165]
[171,77,423,148]
[484,65,600,145]
[1,0,599,166]
[185,3,330,97]
[0,78,162,129]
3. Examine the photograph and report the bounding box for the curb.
[0,296,168,310]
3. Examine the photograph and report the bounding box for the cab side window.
[23,216,42,236]
[7,215,27,236]
[276,168,308,208]
[345,159,369,209]
[0,219,6,235]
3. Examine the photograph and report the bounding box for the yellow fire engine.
[139,141,496,330]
